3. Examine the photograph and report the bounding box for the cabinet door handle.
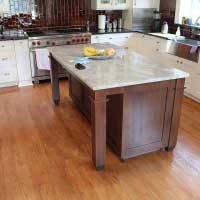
[124,47,129,49]
[1,57,8,61]
[156,49,159,51]
[109,37,113,40]
[180,62,183,64]
[4,72,10,76]
[125,36,129,39]
[142,35,145,38]
[157,41,160,44]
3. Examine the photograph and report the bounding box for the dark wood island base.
[50,56,185,170]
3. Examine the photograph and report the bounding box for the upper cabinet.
[91,0,129,10]
[133,0,160,8]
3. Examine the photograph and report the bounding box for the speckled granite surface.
[48,44,189,91]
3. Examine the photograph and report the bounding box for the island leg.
[166,79,185,151]
[91,97,107,170]
[50,56,60,105]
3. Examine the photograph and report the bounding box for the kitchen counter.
[0,30,28,41]
[0,35,29,41]
[149,32,200,47]
[48,43,188,91]
[49,43,188,170]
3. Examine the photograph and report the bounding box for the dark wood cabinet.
[68,75,184,161]
[69,75,91,121]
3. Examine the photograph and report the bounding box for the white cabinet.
[14,40,33,87]
[91,0,129,10]
[133,0,160,8]
[0,41,18,88]
[91,33,133,46]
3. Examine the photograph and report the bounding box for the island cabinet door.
[106,80,179,160]
[69,75,91,121]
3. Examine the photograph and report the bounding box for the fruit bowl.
[83,46,116,60]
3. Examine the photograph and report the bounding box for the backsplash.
[0,0,122,31]
[132,8,155,32]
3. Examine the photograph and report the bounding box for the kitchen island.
[48,44,188,170]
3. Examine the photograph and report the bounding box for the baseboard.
[184,92,200,103]
[0,81,18,88]
[18,80,33,87]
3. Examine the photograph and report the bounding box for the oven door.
[30,48,68,83]
[30,48,51,83]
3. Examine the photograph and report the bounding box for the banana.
[83,46,98,56]
[83,46,115,57]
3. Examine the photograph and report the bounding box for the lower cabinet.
[14,40,33,87]
[0,68,18,87]
[0,41,18,88]
[69,75,91,121]
[91,33,133,47]
[69,74,184,159]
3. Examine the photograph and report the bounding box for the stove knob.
[32,42,36,46]
[52,42,56,46]
[77,38,80,43]
[72,39,76,43]
[37,41,41,45]
[67,41,71,45]
[46,41,50,45]
[85,38,89,42]
[81,38,84,42]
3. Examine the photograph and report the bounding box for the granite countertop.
[48,44,188,91]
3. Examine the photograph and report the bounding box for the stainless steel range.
[28,30,91,83]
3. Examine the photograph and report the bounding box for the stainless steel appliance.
[28,30,91,83]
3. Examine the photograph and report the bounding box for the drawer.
[0,55,17,68]
[14,40,29,48]
[0,68,18,83]
[0,41,15,52]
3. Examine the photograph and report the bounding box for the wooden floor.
[0,80,200,200]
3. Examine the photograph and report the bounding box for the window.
[175,0,200,25]
[191,0,200,23]
[9,0,32,14]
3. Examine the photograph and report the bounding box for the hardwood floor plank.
[0,81,200,200]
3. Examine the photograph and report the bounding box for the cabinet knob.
[1,45,5,48]
[124,47,129,49]
[157,41,160,44]
[177,60,180,63]
[180,62,183,64]
[156,49,159,51]
[109,37,113,40]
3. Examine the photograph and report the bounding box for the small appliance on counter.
[161,21,168,34]
[152,9,161,32]
[98,15,106,30]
